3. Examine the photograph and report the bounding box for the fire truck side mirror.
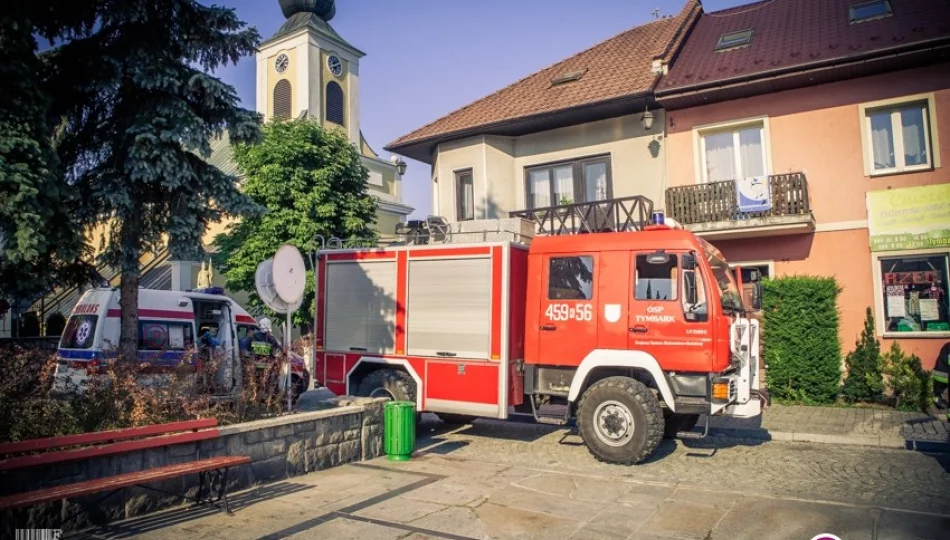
[682,253,697,271]
[752,282,763,311]
[747,269,762,283]
[684,271,698,305]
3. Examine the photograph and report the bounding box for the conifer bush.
[762,276,842,404]
[841,307,885,403]
[881,343,932,412]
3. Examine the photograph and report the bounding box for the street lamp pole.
[307,235,327,391]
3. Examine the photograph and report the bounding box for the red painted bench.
[0,419,250,518]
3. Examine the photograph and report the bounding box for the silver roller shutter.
[325,260,397,354]
[407,257,492,359]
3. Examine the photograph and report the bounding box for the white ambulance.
[53,287,309,395]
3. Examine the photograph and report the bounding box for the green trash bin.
[383,401,416,461]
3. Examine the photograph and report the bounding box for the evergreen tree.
[841,307,885,403]
[48,1,263,356]
[214,119,378,328]
[0,4,97,304]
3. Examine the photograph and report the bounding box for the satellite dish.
[273,245,307,304]
[255,258,292,313]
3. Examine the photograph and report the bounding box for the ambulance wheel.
[439,414,476,426]
[663,412,700,439]
[357,368,417,404]
[577,376,663,465]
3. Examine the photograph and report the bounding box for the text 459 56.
[545,303,593,321]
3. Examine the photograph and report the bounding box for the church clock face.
[275,53,289,73]
[327,55,343,77]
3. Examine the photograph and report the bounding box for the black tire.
[577,376,664,465]
[663,412,700,439]
[356,368,417,403]
[439,413,476,425]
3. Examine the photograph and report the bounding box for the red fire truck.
[313,210,768,464]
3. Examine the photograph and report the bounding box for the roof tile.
[387,1,700,151]
[660,0,950,93]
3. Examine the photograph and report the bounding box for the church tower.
[254,0,414,238]
[256,0,363,145]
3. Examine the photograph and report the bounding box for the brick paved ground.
[702,403,950,448]
[82,418,950,539]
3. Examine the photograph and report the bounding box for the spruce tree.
[48,1,263,357]
[841,307,884,403]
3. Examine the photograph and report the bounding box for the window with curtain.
[700,124,766,183]
[524,156,611,209]
[455,170,474,221]
[865,102,931,174]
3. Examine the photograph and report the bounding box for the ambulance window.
[635,254,679,301]
[548,256,594,300]
[139,321,193,351]
[61,315,98,349]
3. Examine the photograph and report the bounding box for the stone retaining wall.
[0,396,386,535]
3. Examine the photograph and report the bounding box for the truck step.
[675,415,710,440]
[536,415,570,426]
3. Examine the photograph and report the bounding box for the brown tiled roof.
[386,1,700,153]
[659,0,950,95]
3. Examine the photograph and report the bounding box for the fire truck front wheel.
[357,368,417,403]
[577,376,664,465]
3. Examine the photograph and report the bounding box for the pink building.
[657,0,950,368]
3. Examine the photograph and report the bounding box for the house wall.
[663,64,950,369]
[432,112,667,221]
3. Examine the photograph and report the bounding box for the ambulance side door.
[537,253,598,366]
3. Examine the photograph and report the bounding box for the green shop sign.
[866,184,950,252]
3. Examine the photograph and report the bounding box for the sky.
[212,0,749,218]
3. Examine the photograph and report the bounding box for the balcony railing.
[665,173,811,226]
[509,195,654,236]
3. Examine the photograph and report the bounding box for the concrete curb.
[702,426,950,453]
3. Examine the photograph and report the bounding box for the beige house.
[385,2,700,223]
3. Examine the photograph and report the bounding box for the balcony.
[509,195,654,236]
[664,172,815,240]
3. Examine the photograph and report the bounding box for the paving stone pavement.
[76,417,950,540]
[701,403,950,448]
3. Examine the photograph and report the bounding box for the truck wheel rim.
[593,400,634,447]
[370,388,395,400]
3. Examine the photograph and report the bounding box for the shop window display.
[880,254,949,334]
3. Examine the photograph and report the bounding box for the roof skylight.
[849,1,893,23]
[715,29,753,52]
[551,69,587,86]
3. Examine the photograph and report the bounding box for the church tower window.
[273,79,292,120]
[326,81,345,126]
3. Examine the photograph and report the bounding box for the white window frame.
[858,93,940,177]
[871,247,950,339]
[693,116,773,185]
[728,260,775,280]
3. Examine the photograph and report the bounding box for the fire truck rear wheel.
[357,368,417,404]
[577,376,664,465]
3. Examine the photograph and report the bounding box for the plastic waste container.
[383,401,416,461]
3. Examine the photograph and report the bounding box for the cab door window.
[548,256,594,300]
[634,254,678,301]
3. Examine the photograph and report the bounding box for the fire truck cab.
[314,214,767,464]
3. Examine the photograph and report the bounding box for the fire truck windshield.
[698,238,743,313]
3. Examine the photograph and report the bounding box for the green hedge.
[762,276,842,404]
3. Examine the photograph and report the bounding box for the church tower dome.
[278,0,335,21]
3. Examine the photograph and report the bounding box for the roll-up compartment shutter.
[325,260,397,354]
[407,257,492,359]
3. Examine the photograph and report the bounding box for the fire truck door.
[627,251,713,372]
[538,253,598,366]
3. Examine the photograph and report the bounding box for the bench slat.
[0,430,220,472]
[0,455,251,511]
[0,419,219,456]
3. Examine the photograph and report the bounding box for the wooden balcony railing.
[665,173,811,226]
[509,195,654,236]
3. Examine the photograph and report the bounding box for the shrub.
[881,342,932,412]
[762,276,842,404]
[841,307,885,403]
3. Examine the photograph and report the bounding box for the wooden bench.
[0,419,250,520]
